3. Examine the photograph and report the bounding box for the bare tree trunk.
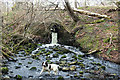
[64,0,79,22]
[74,0,77,8]
[117,1,120,54]
[73,8,111,19]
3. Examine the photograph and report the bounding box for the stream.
[1,44,120,80]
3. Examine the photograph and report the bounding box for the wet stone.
[69,61,78,65]
[62,67,70,71]
[53,53,59,58]
[9,70,13,73]
[29,67,37,70]
[26,66,29,68]
[70,66,76,71]
[15,66,21,69]
[2,75,10,80]
[1,67,9,74]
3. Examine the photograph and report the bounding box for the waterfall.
[51,32,58,44]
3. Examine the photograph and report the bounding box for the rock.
[26,66,29,68]
[28,62,32,64]
[69,61,78,65]
[1,67,9,74]
[9,70,13,73]
[53,47,59,51]
[36,51,43,56]
[62,67,69,71]
[61,55,67,58]
[60,48,72,53]
[15,75,22,80]
[46,56,52,60]
[59,64,65,66]
[79,71,83,74]
[77,57,82,60]
[37,43,42,46]
[58,76,64,80]
[91,62,96,65]
[45,52,51,56]
[72,55,78,60]
[78,55,83,57]
[70,66,76,71]
[60,61,66,64]
[2,75,10,80]
[101,66,106,70]
[57,51,64,54]
[96,63,101,66]
[35,57,40,60]
[47,60,52,64]
[53,53,59,57]
[41,49,46,52]
[79,63,85,68]
[74,74,78,77]
[18,63,22,65]
[29,67,37,70]
[15,66,21,69]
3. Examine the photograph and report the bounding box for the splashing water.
[51,32,58,44]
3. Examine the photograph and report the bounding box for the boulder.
[70,66,76,71]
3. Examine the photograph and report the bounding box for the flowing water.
[51,32,58,44]
[1,32,120,80]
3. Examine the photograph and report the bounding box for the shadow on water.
[2,44,120,80]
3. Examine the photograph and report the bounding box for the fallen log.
[1,50,15,61]
[73,8,111,19]
[83,49,100,57]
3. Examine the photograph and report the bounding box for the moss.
[78,57,82,60]
[18,63,22,65]
[23,49,29,55]
[69,61,78,65]
[49,51,53,53]
[78,62,82,64]
[16,75,22,80]
[47,60,51,64]
[28,62,32,64]
[91,62,96,65]
[101,66,106,70]
[15,66,21,69]
[61,55,67,58]
[37,51,43,56]
[61,48,72,53]
[58,76,64,80]
[1,67,9,74]
[74,74,78,77]
[46,56,51,60]
[30,67,37,70]
[53,47,59,51]
[79,63,85,68]
[103,38,110,43]
[45,52,51,56]
[79,71,83,74]
[78,55,83,57]
[53,53,59,57]
[35,57,39,60]
[41,49,45,51]
[37,44,42,46]
[57,51,64,54]
[96,63,101,66]
[72,55,78,60]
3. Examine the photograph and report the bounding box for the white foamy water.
[51,32,58,44]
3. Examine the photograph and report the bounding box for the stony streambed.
[1,44,120,80]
